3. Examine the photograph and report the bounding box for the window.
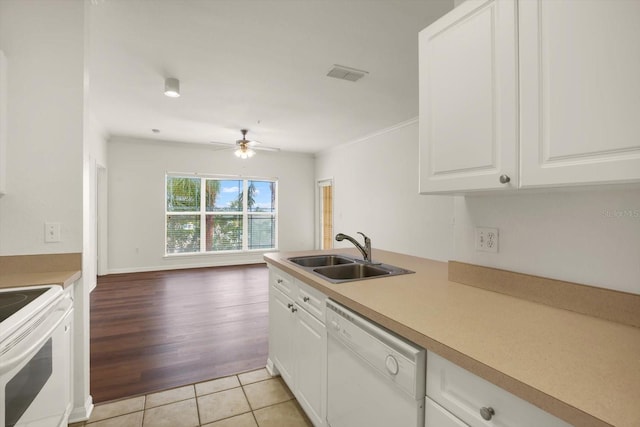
[166,175,277,255]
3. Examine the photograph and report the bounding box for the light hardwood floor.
[90,264,269,403]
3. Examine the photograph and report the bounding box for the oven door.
[0,300,73,427]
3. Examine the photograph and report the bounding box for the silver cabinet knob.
[480,406,495,421]
[499,174,511,184]
[303,296,310,302]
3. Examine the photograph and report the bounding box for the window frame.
[165,174,278,256]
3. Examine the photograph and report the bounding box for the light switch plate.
[475,227,498,253]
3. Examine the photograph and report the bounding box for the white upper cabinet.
[519,0,640,188]
[419,0,518,193]
[419,0,640,194]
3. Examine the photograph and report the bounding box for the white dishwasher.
[326,299,426,427]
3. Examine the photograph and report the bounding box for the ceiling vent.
[327,64,369,82]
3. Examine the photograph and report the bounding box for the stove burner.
[0,288,49,323]
[0,293,29,309]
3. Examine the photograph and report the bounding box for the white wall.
[315,120,455,261]
[107,136,315,273]
[83,114,109,289]
[82,116,108,292]
[86,114,108,166]
[453,189,640,294]
[0,0,85,255]
[316,119,640,295]
[0,1,94,421]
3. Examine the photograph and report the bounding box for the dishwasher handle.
[326,299,423,362]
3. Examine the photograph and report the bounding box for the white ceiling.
[88,0,453,154]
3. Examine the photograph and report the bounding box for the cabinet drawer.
[270,267,295,298]
[296,279,325,322]
[426,351,571,427]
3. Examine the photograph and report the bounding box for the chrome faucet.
[335,232,372,263]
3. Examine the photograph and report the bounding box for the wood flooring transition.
[90,264,269,403]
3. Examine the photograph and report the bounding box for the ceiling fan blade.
[208,130,280,154]
[209,141,243,153]
[254,145,280,152]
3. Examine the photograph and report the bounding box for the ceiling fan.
[210,129,280,159]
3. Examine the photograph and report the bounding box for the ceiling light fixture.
[164,77,180,97]
[234,129,256,159]
[234,144,256,159]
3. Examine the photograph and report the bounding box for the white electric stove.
[0,285,73,427]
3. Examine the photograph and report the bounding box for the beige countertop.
[265,249,640,427]
[0,253,82,289]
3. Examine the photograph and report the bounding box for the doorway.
[318,179,333,249]
[96,165,108,277]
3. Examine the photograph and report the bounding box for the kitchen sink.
[287,254,414,283]
[288,254,356,268]
[313,263,390,280]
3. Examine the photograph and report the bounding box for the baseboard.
[266,358,280,377]
[68,395,94,423]
[106,258,267,275]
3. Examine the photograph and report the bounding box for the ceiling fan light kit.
[209,129,279,158]
[234,147,256,159]
[164,77,180,97]
[234,129,257,159]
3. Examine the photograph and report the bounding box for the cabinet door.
[295,306,327,427]
[419,0,518,193]
[268,286,296,387]
[425,397,469,427]
[519,0,640,188]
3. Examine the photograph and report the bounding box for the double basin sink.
[287,254,414,284]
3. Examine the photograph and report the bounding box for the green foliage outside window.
[166,176,276,254]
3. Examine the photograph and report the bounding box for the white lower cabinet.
[269,267,574,427]
[425,396,467,427]
[269,283,296,385]
[294,304,326,426]
[267,266,327,427]
[425,351,571,427]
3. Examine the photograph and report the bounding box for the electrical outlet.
[475,227,498,253]
[45,222,61,243]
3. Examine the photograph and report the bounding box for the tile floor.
[69,369,313,427]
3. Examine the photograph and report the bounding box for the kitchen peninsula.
[265,249,640,427]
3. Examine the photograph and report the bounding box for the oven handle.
[0,299,72,374]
